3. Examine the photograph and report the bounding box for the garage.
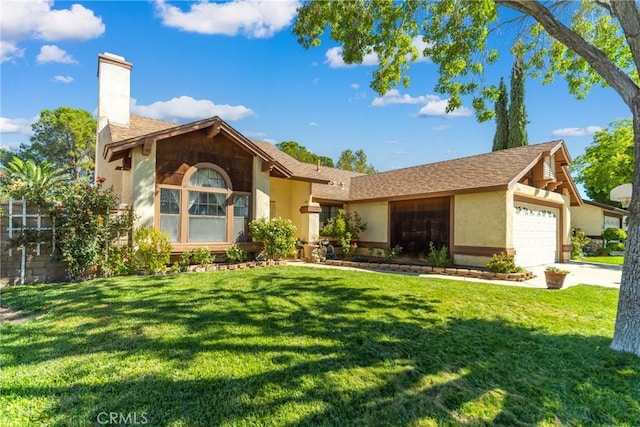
[513,204,558,267]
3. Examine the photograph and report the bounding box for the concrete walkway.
[293,260,622,290]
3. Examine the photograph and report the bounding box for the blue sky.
[0,0,632,180]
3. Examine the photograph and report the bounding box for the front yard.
[1,267,638,426]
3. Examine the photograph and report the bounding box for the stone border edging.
[183,260,287,273]
[323,259,534,282]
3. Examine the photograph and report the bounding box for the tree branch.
[610,0,640,74]
[495,0,639,109]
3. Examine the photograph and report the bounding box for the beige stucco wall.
[253,158,271,220]
[345,201,389,243]
[131,145,156,228]
[453,191,509,267]
[270,178,316,242]
[571,204,603,236]
[454,191,509,248]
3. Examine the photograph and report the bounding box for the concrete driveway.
[297,259,623,289]
[524,260,622,289]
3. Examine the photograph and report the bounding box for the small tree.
[249,217,297,260]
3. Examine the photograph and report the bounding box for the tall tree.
[19,107,96,183]
[571,119,634,205]
[492,78,509,151]
[336,149,376,174]
[294,0,640,355]
[276,141,335,167]
[508,53,528,148]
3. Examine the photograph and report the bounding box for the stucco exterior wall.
[571,204,603,236]
[253,158,271,220]
[132,145,156,228]
[270,178,315,241]
[454,191,509,248]
[345,201,389,243]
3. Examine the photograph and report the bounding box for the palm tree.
[0,156,68,206]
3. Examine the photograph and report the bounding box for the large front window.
[158,164,250,244]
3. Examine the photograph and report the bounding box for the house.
[570,200,628,251]
[96,53,583,268]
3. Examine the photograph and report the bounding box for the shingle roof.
[348,141,567,201]
[109,115,177,142]
[251,140,362,187]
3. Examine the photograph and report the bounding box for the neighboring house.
[571,200,628,242]
[96,53,583,268]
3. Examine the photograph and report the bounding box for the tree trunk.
[610,100,640,356]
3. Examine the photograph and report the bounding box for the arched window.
[157,163,250,245]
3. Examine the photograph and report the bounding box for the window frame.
[155,162,251,248]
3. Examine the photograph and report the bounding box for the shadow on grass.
[2,269,639,426]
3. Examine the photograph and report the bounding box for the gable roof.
[104,115,295,179]
[348,140,582,204]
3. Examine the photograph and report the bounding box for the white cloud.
[53,75,74,83]
[0,41,25,63]
[325,36,430,68]
[417,98,472,118]
[130,96,254,122]
[551,126,602,137]
[0,117,34,135]
[433,125,452,131]
[350,83,360,90]
[154,0,298,38]
[37,45,76,64]
[372,90,471,118]
[1,1,104,63]
[372,89,437,106]
[308,121,318,127]
[385,140,400,145]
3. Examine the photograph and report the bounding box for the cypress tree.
[492,78,509,151]
[507,54,528,148]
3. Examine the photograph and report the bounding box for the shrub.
[427,241,449,267]
[606,241,626,252]
[571,228,591,259]
[603,227,627,242]
[382,245,403,261]
[104,245,134,276]
[177,250,194,270]
[597,246,611,256]
[486,252,522,273]
[192,248,215,266]
[133,227,172,274]
[225,244,248,263]
[545,266,569,274]
[321,209,367,241]
[249,217,297,260]
[340,239,359,260]
[52,180,133,279]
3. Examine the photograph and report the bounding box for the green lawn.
[584,256,625,265]
[1,267,639,426]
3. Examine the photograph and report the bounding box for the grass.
[1,266,639,426]
[584,256,625,266]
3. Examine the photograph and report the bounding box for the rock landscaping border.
[324,259,534,282]
[183,260,287,273]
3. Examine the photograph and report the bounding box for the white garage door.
[513,204,558,267]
